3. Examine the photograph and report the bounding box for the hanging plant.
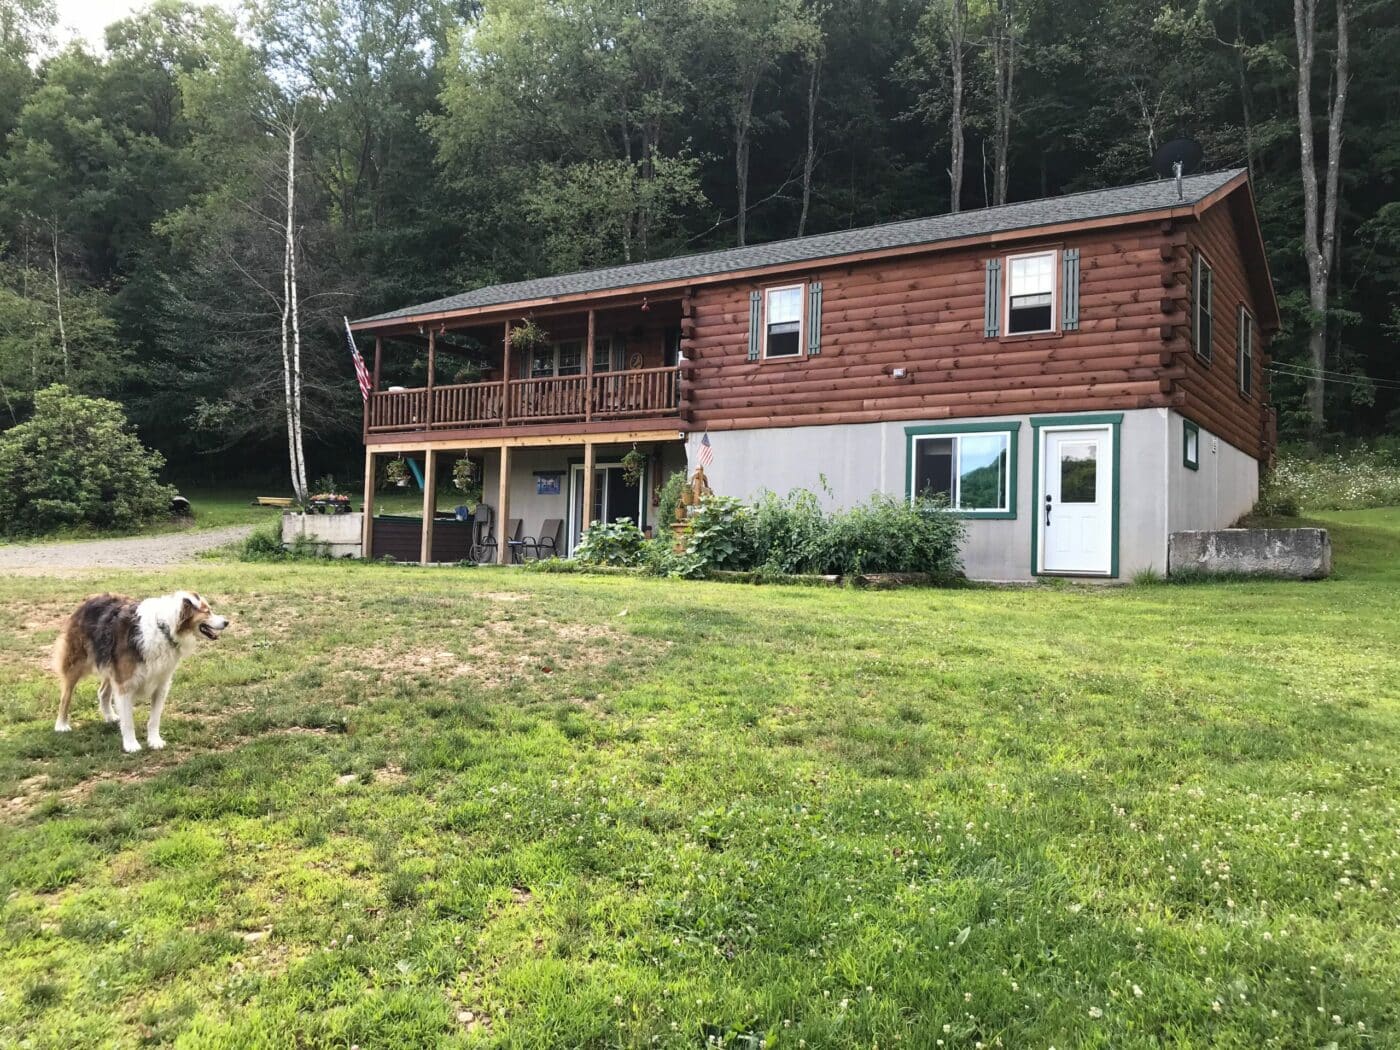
[452,457,483,507]
[384,457,409,487]
[621,445,646,487]
[508,317,549,353]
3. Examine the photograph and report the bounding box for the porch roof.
[352,168,1246,330]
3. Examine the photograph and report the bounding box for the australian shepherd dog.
[53,592,229,753]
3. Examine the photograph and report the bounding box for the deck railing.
[366,366,680,434]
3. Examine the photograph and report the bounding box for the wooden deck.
[366,367,680,435]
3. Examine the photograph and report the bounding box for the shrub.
[655,469,687,533]
[573,518,647,566]
[641,537,706,578]
[237,521,330,562]
[686,495,756,570]
[1259,445,1400,512]
[750,488,830,574]
[818,495,965,577]
[0,384,177,536]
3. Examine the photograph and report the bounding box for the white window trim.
[1004,249,1059,336]
[762,282,806,359]
[1193,251,1214,362]
[910,431,1013,514]
[1237,305,1254,397]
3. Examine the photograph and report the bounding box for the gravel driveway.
[0,525,255,574]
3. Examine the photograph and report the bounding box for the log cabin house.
[350,167,1277,580]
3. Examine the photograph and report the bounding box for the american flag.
[344,317,372,402]
[696,432,714,468]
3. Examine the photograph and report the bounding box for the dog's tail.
[51,616,74,676]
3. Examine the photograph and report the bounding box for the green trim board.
[1182,419,1200,470]
[904,421,1021,519]
[1029,414,1122,578]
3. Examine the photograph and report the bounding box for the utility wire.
[1268,360,1400,387]
[1266,366,1400,392]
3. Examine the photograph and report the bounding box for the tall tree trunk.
[1293,0,1349,441]
[280,116,309,502]
[991,0,1015,206]
[948,0,966,214]
[1236,1,1255,183]
[734,76,758,246]
[51,222,68,384]
[798,57,822,235]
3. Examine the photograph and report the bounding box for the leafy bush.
[818,495,965,577]
[1260,445,1400,512]
[237,521,330,562]
[686,495,756,570]
[750,488,830,574]
[655,469,687,534]
[641,537,706,578]
[573,518,647,566]
[0,384,177,536]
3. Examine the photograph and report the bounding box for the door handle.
[1045,493,1053,528]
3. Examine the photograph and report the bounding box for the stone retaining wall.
[1168,528,1331,579]
[282,512,363,558]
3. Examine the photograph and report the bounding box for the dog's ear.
[183,593,199,609]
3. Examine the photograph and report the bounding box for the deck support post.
[496,443,511,565]
[501,321,512,425]
[585,308,595,422]
[419,448,437,564]
[580,438,596,550]
[424,330,436,428]
[362,449,375,559]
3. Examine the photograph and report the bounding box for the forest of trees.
[0,0,1394,481]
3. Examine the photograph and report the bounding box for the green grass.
[0,487,289,545]
[1,511,1398,1047]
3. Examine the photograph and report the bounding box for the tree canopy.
[0,0,1394,479]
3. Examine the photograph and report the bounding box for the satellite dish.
[1151,137,1204,179]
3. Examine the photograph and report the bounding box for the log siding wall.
[680,197,1270,462]
[1177,203,1272,460]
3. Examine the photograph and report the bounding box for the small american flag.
[344,317,372,402]
[696,432,714,468]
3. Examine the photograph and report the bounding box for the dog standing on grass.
[53,592,229,753]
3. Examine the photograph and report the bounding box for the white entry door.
[1040,427,1113,575]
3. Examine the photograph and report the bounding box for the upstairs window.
[1006,251,1056,334]
[1237,306,1254,396]
[764,284,804,358]
[1193,252,1214,362]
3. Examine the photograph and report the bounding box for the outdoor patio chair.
[501,518,528,563]
[521,518,564,560]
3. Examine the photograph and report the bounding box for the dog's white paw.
[147,736,166,750]
[122,740,143,753]
[54,720,71,733]
[102,708,119,724]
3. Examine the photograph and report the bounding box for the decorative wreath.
[628,351,644,369]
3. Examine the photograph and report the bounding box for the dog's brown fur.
[53,591,227,751]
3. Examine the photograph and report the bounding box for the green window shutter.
[1061,249,1080,331]
[807,282,823,356]
[984,259,1001,338]
[1190,251,1199,354]
[748,290,762,361]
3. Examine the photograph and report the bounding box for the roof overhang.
[350,175,1256,336]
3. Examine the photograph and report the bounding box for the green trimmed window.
[1183,419,1200,471]
[908,426,1017,516]
[1192,252,1214,362]
[1237,305,1254,397]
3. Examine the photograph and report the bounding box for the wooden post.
[419,448,437,564]
[584,308,595,422]
[580,439,596,551]
[496,443,511,565]
[425,329,436,429]
[501,321,512,424]
[362,448,374,559]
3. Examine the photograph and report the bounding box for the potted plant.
[621,445,646,487]
[385,458,409,488]
[508,317,549,354]
[452,457,483,508]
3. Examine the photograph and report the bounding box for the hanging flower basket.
[621,445,646,487]
[453,457,483,507]
[508,317,549,353]
[385,457,409,487]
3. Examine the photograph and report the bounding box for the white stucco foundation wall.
[1166,411,1260,533]
[687,409,1180,582]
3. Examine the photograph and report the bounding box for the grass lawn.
[0,488,288,545]
[1,510,1397,1047]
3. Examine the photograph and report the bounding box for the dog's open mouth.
[198,623,221,640]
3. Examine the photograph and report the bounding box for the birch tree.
[1293,0,1349,439]
[276,111,309,501]
[948,0,968,213]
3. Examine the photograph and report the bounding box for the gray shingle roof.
[356,168,1244,325]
